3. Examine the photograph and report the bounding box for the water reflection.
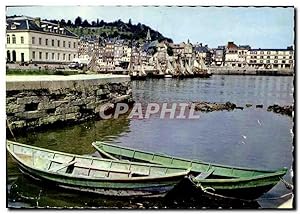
[7,75,293,208]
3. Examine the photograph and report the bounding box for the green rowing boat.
[7,140,189,197]
[92,142,288,199]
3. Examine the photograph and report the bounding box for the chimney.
[34,17,41,27]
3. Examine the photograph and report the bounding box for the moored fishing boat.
[7,140,189,197]
[92,142,288,199]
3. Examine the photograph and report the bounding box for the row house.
[213,46,226,66]
[194,44,212,65]
[6,16,78,64]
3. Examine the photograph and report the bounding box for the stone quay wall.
[6,75,132,131]
[209,67,293,76]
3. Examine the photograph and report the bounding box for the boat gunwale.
[6,141,190,182]
[92,141,288,181]
[6,140,188,170]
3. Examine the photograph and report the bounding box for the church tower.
[146,29,151,42]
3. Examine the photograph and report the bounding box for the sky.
[6,6,294,48]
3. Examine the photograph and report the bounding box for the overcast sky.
[6,6,294,48]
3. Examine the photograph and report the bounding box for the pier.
[6,74,132,131]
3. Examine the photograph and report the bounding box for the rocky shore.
[193,101,241,112]
[193,101,293,117]
[267,104,293,117]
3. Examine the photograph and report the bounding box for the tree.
[67,20,73,27]
[167,46,174,56]
[128,19,132,26]
[82,19,91,27]
[96,18,100,26]
[60,19,66,27]
[74,16,82,27]
[99,20,104,27]
[91,21,97,27]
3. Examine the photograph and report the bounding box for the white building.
[246,47,294,70]
[6,16,79,64]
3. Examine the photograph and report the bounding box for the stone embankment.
[267,104,293,117]
[6,74,132,131]
[208,66,293,76]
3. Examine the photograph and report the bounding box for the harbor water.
[7,75,294,208]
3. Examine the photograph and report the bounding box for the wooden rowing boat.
[7,140,189,197]
[92,142,288,199]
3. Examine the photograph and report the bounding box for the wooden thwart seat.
[49,160,77,172]
[194,169,215,180]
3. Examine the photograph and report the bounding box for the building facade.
[6,16,79,64]
[246,47,294,69]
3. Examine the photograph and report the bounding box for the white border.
[1,0,297,213]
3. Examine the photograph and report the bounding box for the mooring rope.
[6,119,16,141]
[188,176,293,202]
[280,177,293,190]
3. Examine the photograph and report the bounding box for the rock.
[256,104,263,108]
[245,104,252,107]
[236,106,244,110]
[267,104,293,117]
[194,101,238,112]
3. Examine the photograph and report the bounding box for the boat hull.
[15,157,184,197]
[92,142,288,199]
[7,141,189,198]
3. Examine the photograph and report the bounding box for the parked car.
[68,62,79,69]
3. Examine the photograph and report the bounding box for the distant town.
[6,16,294,78]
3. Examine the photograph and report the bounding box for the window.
[12,34,16,44]
[267,56,270,59]
[74,54,76,59]
[63,54,65,60]
[260,60,263,63]
[274,60,278,63]
[283,56,286,59]
[282,60,286,64]
[289,56,292,59]
[46,52,48,60]
[52,53,55,60]
[68,42,71,48]
[39,52,42,60]
[39,38,42,45]
[289,60,293,63]
[32,51,35,59]
[68,54,71,61]
[52,39,54,46]
[57,53,60,60]
[32,37,35,44]
[63,41,65,47]
[7,35,10,44]
[289,51,293,54]
[267,51,271,54]
[57,40,60,47]
[260,51,264,54]
[73,42,76,49]
[266,60,270,63]
[260,56,263,59]
[20,36,24,44]
[45,39,48,46]
[275,56,278,59]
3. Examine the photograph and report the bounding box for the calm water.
[7,75,294,209]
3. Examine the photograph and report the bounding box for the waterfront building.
[213,46,226,66]
[6,16,79,64]
[246,46,294,70]
[169,43,185,58]
[194,44,212,65]
[224,41,239,67]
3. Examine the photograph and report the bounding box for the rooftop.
[6,16,78,38]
